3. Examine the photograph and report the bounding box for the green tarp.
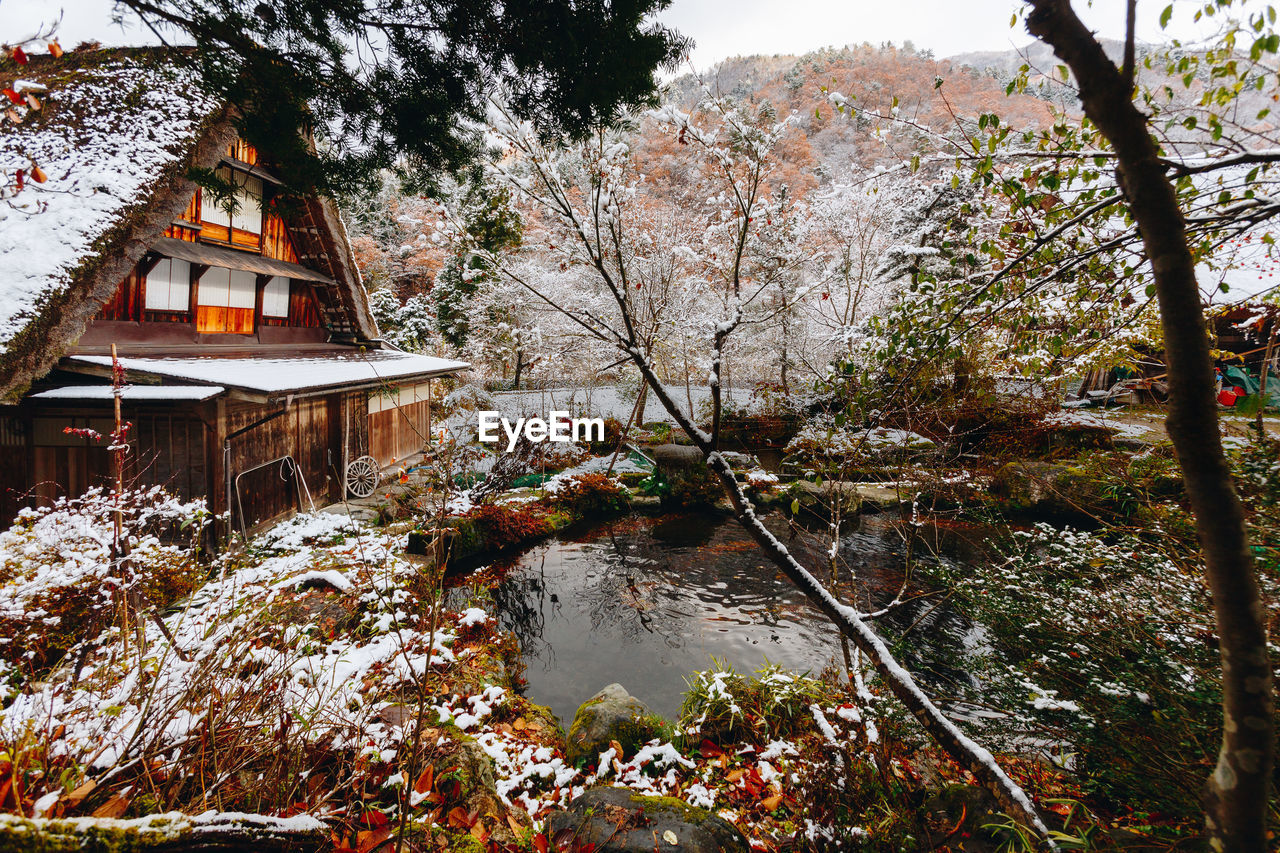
[1223,365,1280,408]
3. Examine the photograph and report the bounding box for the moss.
[509,695,567,749]
[0,813,190,852]
[440,829,488,853]
[623,792,716,825]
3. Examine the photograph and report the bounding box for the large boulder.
[545,787,748,853]
[566,684,666,766]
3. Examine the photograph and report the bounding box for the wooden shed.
[0,47,466,536]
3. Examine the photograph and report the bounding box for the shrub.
[586,416,625,455]
[463,503,553,552]
[0,487,209,678]
[544,473,629,519]
[932,522,1268,819]
[680,661,825,744]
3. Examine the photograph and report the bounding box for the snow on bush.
[0,486,208,677]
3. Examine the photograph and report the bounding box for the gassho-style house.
[0,47,467,536]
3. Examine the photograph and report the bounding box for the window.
[196,267,256,334]
[261,276,291,318]
[197,268,256,309]
[206,166,264,239]
[143,258,190,312]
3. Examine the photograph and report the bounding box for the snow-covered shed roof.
[64,349,469,399]
[0,47,380,402]
[30,384,227,402]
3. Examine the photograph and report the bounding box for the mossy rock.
[509,695,568,751]
[988,461,1105,519]
[545,787,747,853]
[432,737,528,845]
[566,683,667,766]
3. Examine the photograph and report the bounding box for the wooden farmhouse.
[0,48,467,535]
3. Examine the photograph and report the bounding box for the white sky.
[5,0,1226,65]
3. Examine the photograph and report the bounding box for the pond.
[476,509,997,727]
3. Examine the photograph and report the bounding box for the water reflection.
[482,511,990,726]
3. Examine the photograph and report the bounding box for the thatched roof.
[0,47,378,401]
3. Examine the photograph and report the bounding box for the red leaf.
[533,833,549,853]
[359,809,388,828]
[1,89,20,105]
[413,764,434,794]
[11,47,28,65]
[698,739,723,758]
[357,826,393,853]
[48,40,63,59]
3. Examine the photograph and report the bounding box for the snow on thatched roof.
[0,47,221,349]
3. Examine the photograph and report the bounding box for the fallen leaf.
[357,826,393,853]
[759,793,783,811]
[533,832,549,853]
[513,717,527,731]
[662,830,678,845]
[63,780,97,808]
[447,806,474,829]
[24,94,40,111]
[413,764,434,794]
[11,47,27,65]
[48,40,63,58]
[91,793,131,819]
[698,739,723,758]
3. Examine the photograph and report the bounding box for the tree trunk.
[1025,3,1273,848]
[513,349,524,391]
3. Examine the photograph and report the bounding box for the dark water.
[480,510,994,726]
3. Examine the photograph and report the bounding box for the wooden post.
[1257,314,1276,437]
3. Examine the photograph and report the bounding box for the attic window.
[262,276,291,318]
[205,166,264,242]
[143,258,191,312]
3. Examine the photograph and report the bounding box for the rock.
[566,683,666,766]
[651,443,706,469]
[718,450,757,469]
[856,427,937,462]
[545,787,748,853]
[432,736,530,844]
[988,461,1103,517]
[650,445,722,508]
[790,481,910,516]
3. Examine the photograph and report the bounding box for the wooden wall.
[225,396,340,533]
[0,413,28,523]
[368,382,432,467]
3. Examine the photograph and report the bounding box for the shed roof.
[64,349,469,398]
[30,384,226,402]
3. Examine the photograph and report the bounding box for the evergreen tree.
[116,0,687,195]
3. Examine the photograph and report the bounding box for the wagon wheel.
[346,455,380,499]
